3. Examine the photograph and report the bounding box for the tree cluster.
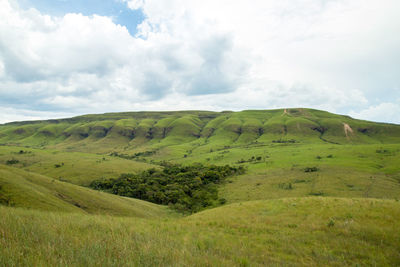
[90,163,245,213]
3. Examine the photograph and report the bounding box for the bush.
[6,159,19,165]
[90,163,245,213]
[272,139,296,143]
[278,183,293,190]
[304,167,319,172]
[309,191,324,196]
[219,198,227,205]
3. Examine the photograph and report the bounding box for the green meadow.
[1,108,400,265]
[1,198,399,266]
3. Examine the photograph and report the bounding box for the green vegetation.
[1,198,399,266]
[1,108,400,265]
[5,159,19,165]
[1,109,400,153]
[0,146,155,186]
[0,165,173,218]
[90,163,245,212]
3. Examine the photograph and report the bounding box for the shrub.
[278,183,293,190]
[309,191,324,196]
[272,139,296,143]
[6,159,19,165]
[219,198,227,205]
[304,167,319,172]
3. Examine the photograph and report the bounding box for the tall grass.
[1,197,399,266]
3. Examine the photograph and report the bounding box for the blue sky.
[0,0,399,124]
[17,0,145,35]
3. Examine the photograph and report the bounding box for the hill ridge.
[1,108,399,152]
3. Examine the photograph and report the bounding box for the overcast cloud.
[0,0,399,123]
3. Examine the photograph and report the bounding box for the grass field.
[0,146,156,186]
[1,108,400,266]
[1,197,399,266]
[0,165,173,218]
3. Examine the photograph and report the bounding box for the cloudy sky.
[0,0,399,124]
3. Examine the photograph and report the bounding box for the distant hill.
[1,109,399,153]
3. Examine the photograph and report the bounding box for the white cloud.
[122,0,144,10]
[349,102,400,124]
[0,6,133,82]
[0,106,75,124]
[0,0,399,123]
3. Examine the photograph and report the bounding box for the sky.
[0,0,399,124]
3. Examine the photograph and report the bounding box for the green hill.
[1,109,399,154]
[0,165,173,218]
[1,108,400,266]
[1,108,400,205]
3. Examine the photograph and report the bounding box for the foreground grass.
[1,197,399,266]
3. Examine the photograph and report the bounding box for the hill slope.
[1,109,399,154]
[0,165,173,218]
[1,108,400,266]
[0,145,157,186]
[1,197,399,266]
[1,108,400,206]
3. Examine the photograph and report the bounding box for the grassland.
[0,146,155,186]
[1,109,400,154]
[1,108,400,266]
[177,143,400,203]
[1,197,399,266]
[0,165,173,218]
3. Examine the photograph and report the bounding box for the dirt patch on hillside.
[343,123,353,139]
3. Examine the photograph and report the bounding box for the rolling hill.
[1,108,399,203]
[1,108,400,266]
[0,164,173,218]
[1,109,399,154]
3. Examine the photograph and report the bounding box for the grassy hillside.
[174,143,400,203]
[0,146,156,186]
[1,109,400,205]
[1,109,400,154]
[1,108,400,266]
[0,165,173,218]
[1,197,399,266]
